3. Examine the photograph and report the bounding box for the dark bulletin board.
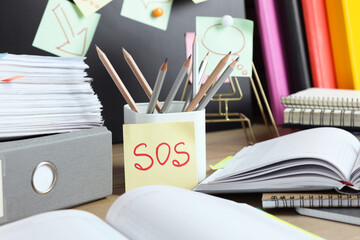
[0,0,252,142]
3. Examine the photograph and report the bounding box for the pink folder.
[254,0,289,124]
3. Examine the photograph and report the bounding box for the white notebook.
[281,88,360,110]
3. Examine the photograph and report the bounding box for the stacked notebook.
[0,53,103,140]
[281,88,360,129]
[262,192,360,226]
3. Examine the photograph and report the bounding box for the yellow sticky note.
[73,0,112,17]
[209,156,233,170]
[123,122,198,192]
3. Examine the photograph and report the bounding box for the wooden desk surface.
[75,125,360,239]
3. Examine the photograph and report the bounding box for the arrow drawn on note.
[52,3,88,56]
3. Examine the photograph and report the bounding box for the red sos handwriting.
[133,142,191,171]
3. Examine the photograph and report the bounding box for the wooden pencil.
[147,58,168,114]
[198,52,209,85]
[184,52,231,112]
[182,52,209,111]
[122,48,162,112]
[196,57,238,110]
[161,55,191,113]
[96,46,140,113]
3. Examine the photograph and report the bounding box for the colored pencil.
[184,52,231,112]
[161,55,191,113]
[197,57,238,110]
[122,48,162,112]
[147,59,168,114]
[96,46,139,113]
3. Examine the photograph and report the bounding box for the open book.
[194,127,360,194]
[0,185,319,239]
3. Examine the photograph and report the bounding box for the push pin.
[152,7,164,17]
[221,15,233,27]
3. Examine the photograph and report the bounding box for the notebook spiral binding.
[285,108,357,127]
[270,194,360,208]
[280,96,360,110]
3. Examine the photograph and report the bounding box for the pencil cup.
[123,101,206,190]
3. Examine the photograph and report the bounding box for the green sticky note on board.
[196,16,254,77]
[33,0,100,57]
[120,0,173,31]
[73,0,112,17]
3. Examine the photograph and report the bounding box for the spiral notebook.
[295,207,360,226]
[281,88,360,129]
[262,192,360,209]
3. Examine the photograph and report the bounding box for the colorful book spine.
[325,0,360,90]
[254,0,289,124]
[301,0,336,89]
[276,0,312,93]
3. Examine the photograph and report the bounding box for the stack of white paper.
[0,53,103,140]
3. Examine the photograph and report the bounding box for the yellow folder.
[326,0,360,89]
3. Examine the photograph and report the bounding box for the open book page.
[217,128,360,183]
[106,185,320,240]
[0,210,128,240]
[349,152,360,186]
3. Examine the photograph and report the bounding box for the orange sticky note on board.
[123,122,198,192]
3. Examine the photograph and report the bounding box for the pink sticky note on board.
[185,32,229,84]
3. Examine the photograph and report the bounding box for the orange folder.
[325,0,360,90]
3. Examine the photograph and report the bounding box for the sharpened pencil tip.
[122,47,128,55]
[193,34,198,43]
[95,45,102,54]
[228,51,232,54]
[206,52,209,56]
[235,57,239,61]
[188,54,192,59]
[161,58,168,71]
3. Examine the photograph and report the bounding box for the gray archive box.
[0,127,112,225]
